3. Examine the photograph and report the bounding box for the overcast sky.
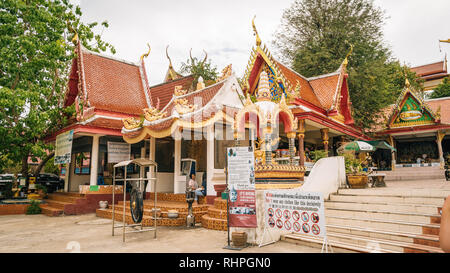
[74,0,450,85]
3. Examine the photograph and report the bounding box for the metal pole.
[225,151,230,247]
[112,167,116,236]
[123,166,127,243]
[154,164,157,239]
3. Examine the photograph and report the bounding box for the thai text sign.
[227,146,257,228]
[264,190,326,237]
[54,130,74,164]
[107,142,131,163]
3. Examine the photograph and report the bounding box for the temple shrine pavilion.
[373,77,450,170]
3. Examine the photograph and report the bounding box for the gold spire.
[166,45,174,68]
[252,15,262,47]
[342,43,353,67]
[140,43,151,61]
[403,65,410,88]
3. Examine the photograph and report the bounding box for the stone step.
[325,208,440,225]
[325,200,440,215]
[44,199,72,210]
[282,234,394,253]
[111,204,207,218]
[96,208,186,227]
[47,193,83,203]
[337,188,450,198]
[385,174,445,181]
[206,207,228,220]
[326,224,441,248]
[40,205,63,217]
[53,192,85,198]
[329,194,445,206]
[284,230,444,253]
[201,214,228,231]
[326,215,440,235]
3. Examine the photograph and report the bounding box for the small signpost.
[107,141,131,163]
[54,129,74,165]
[261,189,332,252]
[224,146,256,250]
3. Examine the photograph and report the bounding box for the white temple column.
[64,155,72,192]
[89,135,100,186]
[437,131,446,169]
[148,137,156,192]
[174,136,181,193]
[206,125,215,199]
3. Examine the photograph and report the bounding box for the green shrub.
[26,200,42,215]
[310,150,328,162]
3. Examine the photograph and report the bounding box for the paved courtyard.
[0,213,321,253]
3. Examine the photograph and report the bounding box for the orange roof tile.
[149,75,195,110]
[274,61,323,108]
[81,50,151,115]
[426,97,450,125]
[64,43,151,116]
[309,73,341,110]
[411,61,446,77]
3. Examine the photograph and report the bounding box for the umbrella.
[340,141,375,152]
[363,140,396,152]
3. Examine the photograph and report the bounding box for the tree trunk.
[33,151,55,176]
[21,155,29,188]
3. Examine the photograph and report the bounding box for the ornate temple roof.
[242,17,355,128]
[122,74,244,143]
[411,58,448,80]
[64,41,152,116]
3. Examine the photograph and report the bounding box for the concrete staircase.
[40,192,90,216]
[282,187,448,253]
[383,166,445,181]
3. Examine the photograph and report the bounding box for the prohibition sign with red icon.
[311,212,319,223]
[284,220,292,230]
[276,219,283,229]
[268,208,274,218]
[283,210,291,220]
[292,211,300,221]
[275,209,282,219]
[301,212,309,222]
[312,224,320,235]
[293,221,301,232]
[268,217,275,228]
[302,223,310,233]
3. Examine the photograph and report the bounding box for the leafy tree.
[273,0,421,130]
[180,50,218,89]
[0,0,115,181]
[430,77,450,99]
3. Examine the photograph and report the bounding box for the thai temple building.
[411,56,448,94]
[46,19,374,206]
[373,77,450,170]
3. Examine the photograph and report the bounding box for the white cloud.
[77,0,450,85]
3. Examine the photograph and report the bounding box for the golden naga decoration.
[174,98,197,115]
[143,107,167,122]
[174,85,188,97]
[123,117,143,130]
[140,43,151,61]
[342,43,353,68]
[216,64,233,82]
[252,15,262,46]
[287,80,301,103]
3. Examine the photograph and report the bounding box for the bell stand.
[111,159,159,242]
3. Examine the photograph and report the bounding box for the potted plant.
[342,151,368,189]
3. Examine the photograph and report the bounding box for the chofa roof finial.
[252,15,262,47]
[140,43,151,61]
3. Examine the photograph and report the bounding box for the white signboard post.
[262,190,331,252]
[107,142,131,163]
[54,130,74,165]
